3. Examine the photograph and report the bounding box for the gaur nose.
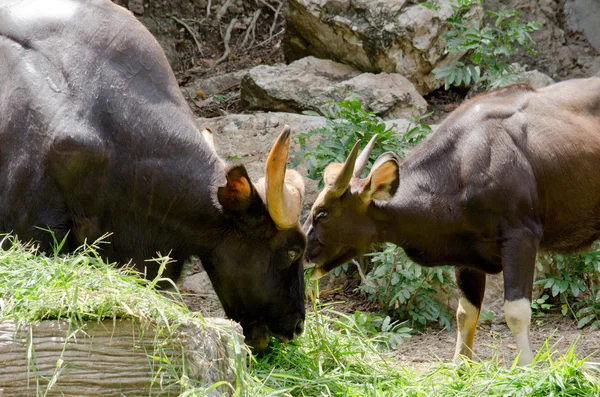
[294,318,305,337]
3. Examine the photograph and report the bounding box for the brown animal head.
[302,136,401,279]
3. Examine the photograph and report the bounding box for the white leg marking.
[504,298,534,365]
[453,297,479,364]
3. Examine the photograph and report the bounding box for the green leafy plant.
[292,99,430,183]
[433,1,540,90]
[531,294,552,315]
[357,243,456,331]
[478,310,495,324]
[211,93,227,103]
[336,311,412,350]
[417,1,440,11]
[534,246,600,329]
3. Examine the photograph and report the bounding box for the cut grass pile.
[0,235,598,396]
[0,235,188,326]
[0,235,245,396]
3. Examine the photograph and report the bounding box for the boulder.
[241,57,427,120]
[513,68,556,89]
[284,0,484,95]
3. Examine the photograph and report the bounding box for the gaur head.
[302,136,401,280]
[205,126,307,350]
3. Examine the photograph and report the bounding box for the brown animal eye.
[315,210,329,221]
[288,250,298,261]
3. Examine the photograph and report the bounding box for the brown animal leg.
[502,231,538,365]
[453,267,486,363]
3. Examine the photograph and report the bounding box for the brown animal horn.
[265,125,303,229]
[331,140,361,195]
[353,134,378,178]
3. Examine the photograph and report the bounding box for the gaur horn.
[264,125,304,229]
[353,134,378,178]
[331,140,361,196]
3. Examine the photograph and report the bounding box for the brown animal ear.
[218,165,256,212]
[359,153,400,203]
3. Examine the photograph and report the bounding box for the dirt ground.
[396,314,600,367]
[138,0,600,364]
[316,286,600,365]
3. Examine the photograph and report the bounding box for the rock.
[181,70,247,99]
[128,0,144,15]
[182,271,215,296]
[241,57,427,120]
[565,0,600,53]
[284,0,484,94]
[514,69,556,89]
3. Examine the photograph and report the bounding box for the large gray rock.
[241,57,427,120]
[284,0,484,94]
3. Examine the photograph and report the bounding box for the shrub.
[534,245,600,329]
[292,99,430,183]
[357,243,456,331]
[433,0,540,90]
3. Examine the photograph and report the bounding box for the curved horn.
[353,134,378,178]
[331,140,361,195]
[265,125,303,229]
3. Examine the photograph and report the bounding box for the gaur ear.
[359,153,400,203]
[218,165,258,212]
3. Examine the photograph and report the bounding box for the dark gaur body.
[0,0,306,349]
[303,78,600,365]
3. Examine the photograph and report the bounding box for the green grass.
[0,235,598,396]
[243,300,600,397]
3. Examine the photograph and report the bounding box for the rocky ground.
[120,0,600,363]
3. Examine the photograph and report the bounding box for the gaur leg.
[502,230,538,365]
[453,267,486,363]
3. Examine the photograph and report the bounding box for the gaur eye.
[315,210,329,221]
[288,249,298,261]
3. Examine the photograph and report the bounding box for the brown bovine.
[303,78,600,365]
[0,0,306,350]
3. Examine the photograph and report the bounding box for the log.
[0,318,245,396]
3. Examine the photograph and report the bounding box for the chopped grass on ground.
[244,302,600,396]
[0,235,598,396]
